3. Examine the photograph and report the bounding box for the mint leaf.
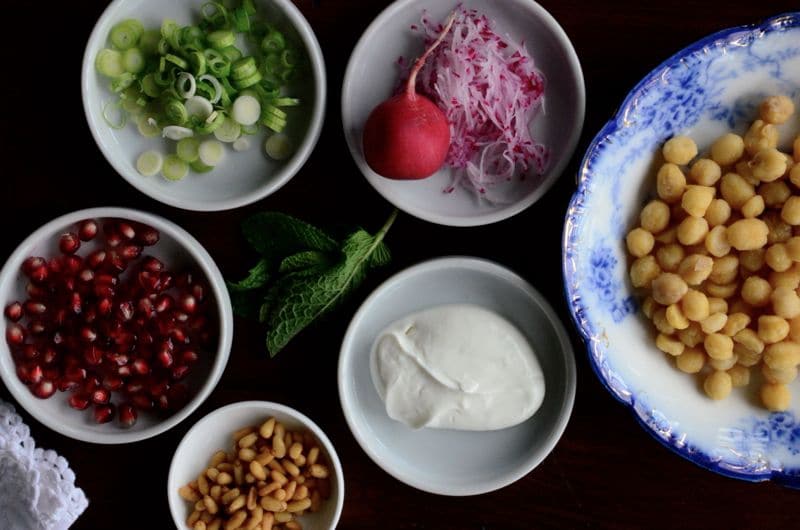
[242,212,338,259]
[227,258,270,292]
[264,211,398,356]
[279,250,334,275]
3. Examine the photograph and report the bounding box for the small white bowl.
[168,401,344,529]
[342,0,585,227]
[338,257,576,495]
[81,0,326,211]
[0,207,233,444]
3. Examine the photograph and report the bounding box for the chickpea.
[735,343,763,367]
[656,333,685,356]
[744,119,779,156]
[741,275,772,307]
[656,244,685,272]
[781,196,800,226]
[758,315,790,344]
[653,308,676,335]
[678,322,704,347]
[795,136,800,163]
[790,164,800,189]
[705,333,734,360]
[763,211,793,244]
[708,254,738,284]
[656,163,687,203]
[764,340,800,370]
[677,216,709,245]
[707,297,728,314]
[726,218,769,251]
[704,225,731,257]
[641,296,657,319]
[651,272,689,305]
[700,312,727,334]
[740,194,765,219]
[733,328,765,355]
[704,281,738,299]
[759,95,795,125]
[662,135,698,165]
[704,371,733,400]
[758,181,790,208]
[665,304,690,330]
[772,287,800,319]
[761,382,792,411]
[680,289,709,322]
[689,158,722,186]
[704,199,731,227]
[723,312,752,337]
[681,185,715,217]
[710,355,739,371]
[630,255,661,288]
[676,347,706,373]
[751,148,788,182]
[769,264,800,290]
[626,228,655,257]
[787,237,800,262]
[762,364,798,384]
[765,243,792,272]
[728,365,751,387]
[676,254,714,286]
[711,133,745,166]
[640,200,670,233]
[790,315,800,342]
[729,298,751,315]
[654,226,678,245]
[736,160,760,186]
[719,172,755,209]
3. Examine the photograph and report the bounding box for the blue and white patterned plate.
[563,13,800,486]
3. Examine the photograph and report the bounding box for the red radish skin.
[363,14,456,180]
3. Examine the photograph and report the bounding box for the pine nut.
[203,495,219,515]
[274,488,287,501]
[292,455,306,467]
[239,432,259,449]
[258,481,281,496]
[293,485,308,501]
[288,443,303,460]
[239,448,257,462]
[180,485,200,502]
[187,511,201,526]
[195,500,206,512]
[270,470,288,485]
[259,418,276,439]
[234,463,244,485]
[216,463,233,472]
[208,519,221,530]
[274,423,285,440]
[307,447,319,466]
[245,507,263,530]
[274,511,292,523]
[200,511,214,523]
[221,488,240,505]
[282,461,300,478]
[216,472,233,486]
[198,475,210,495]
[194,521,207,530]
[206,468,220,481]
[255,451,274,466]
[285,521,301,530]
[245,473,256,484]
[259,496,287,512]
[310,490,321,512]
[210,451,227,467]
[228,494,246,513]
[267,460,284,474]
[247,486,257,510]
[250,460,267,481]
[261,513,274,530]
[233,426,256,442]
[210,485,221,502]
[309,464,328,479]
[284,481,297,501]
[271,436,286,458]
[225,510,247,530]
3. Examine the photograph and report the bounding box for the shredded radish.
[409,8,548,201]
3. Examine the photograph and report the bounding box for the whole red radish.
[363,14,455,180]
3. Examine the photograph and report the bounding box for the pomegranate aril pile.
[4,218,214,429]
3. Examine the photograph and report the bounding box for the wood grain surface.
[1,1,799,529]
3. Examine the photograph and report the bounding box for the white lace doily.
[0,399,88,530]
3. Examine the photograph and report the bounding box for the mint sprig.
[228,210,397,356]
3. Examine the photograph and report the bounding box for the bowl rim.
[0,207,233,444]
[340,0,586,227]
[562,11,800,487]
[80,0,327,212]
[338,255,577,495]
[167,400,345,529]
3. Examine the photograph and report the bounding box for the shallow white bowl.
[168,401,344,529]
[82,0,326,211]
[0,207,233,444]
[342,0,585,227]
[338,257,576,495]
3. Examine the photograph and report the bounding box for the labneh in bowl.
[342,0,585,227]
[564,13,800,485]
[338,257,576,495]
[0,207,233,444]
[81,0,326,211]
[168,401,344,530]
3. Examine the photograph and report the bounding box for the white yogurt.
[370,304,545,431]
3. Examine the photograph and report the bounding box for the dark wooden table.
[2,1,799,528]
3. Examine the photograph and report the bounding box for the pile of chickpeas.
[627,95,800,411]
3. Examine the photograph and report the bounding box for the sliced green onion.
[279,69,294,82]
[177,137,201,162]
[232,7,251,33]
[221,46,242,63]
[213,117,242,143]
[176,72,197,99]
[234,70,261,89]
[162,154,189,181]
[198,74,223,104]
[185,95,214,119]
[271,97,300,107]
[161,19,179,40]
[140,29,161,55]
[110,20,143,50]
[233,136,251,152]
[254,83,280,101]
[231,56,257,80]
[265,133,293,160]
[137,150,163,177]
[262,115,286,133]
[102,100,127,130]
[162,125,195,140]
[111,72,137,92]
[194,110,225,134]
[198,139,226,166]
[96,49,125,78]
[121,88,145,114]
[165,53,189,70]
[153,68,175,87]
[122,48,145,74]
[243,0,256,16]
[241,123,259,135]
[261,31,285,53]
[280,49,297,69]
[201,2,228,27]
[157,37,171,55]
[263,52,282,73]
[187,50,207,76]
[232,94,261,126]
[180,26,204,47]
[164,99,189,124]
[136,115,161,137]
[208,29,236,50]
[204,49,230,77]
[191,160,214,173]
[261,103,287,121]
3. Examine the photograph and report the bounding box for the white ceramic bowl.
[168,401,344,529]
[342,0,585,227]
[0,207,233,444]
[564,13,800,485]
[338,257,576,495]
[81,0,326,211]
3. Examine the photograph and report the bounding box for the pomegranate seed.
[157,349,174,368]
[52,330,65,344]
[106,352,129,366]
[190,284,205,303]
[130,394,153,410]
[137,271,161,292]
[63,277,77,292]
[58,379,80,392]
[106,250,126,272]
[120,244,142,260]
[26,283,48,300]
[59,232,81,254]
[138,330,155,345]
[4,302,22,321]
[141,256,163,273]
[93,404,115,424]
[173,311,190,323]
[21,345,40,360]
[171,364,190,380]
[154,294,173,313]
[91,388,110,405]
[137,297,155,318]
[83,307,98,324]
[17,364,39,384]
[68,393,91,410]
[47,257,63,275]
[62,255,83,274]
[31,380,56,399]
[64,366,87,382]
[117,302,134,322]
[117,222,136,240]
[156,394,170,410]
[84,375,101,393]
[78,269,95,283]
[189,316,208,333]
[78,219,98,241]
[132,358,150,375]
[178,294,197,314]
[102,374,124,391]
[93,283,115,298]
[97,298,113,316]
[118,403,138,428]
[118,365,132,377]
[105,224,123,247]
[160,272,174,290]
[80,326,97,343]
[6,324,25,345]
[21,257,45,275]
[149,379,170,397]
[23,301,46,315]
[86,250,106,269]
[68,292,82,315]
[27,320,46,335]
[125,380,145,394]
[175,272,193,289]
[136,226,160,246]
[29,265,48,284]
[83,346,103,366]
[181,350,199,364]
[170,328,187,343]
[42,346,58,364]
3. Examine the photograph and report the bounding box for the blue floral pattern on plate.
[563,12,800,486]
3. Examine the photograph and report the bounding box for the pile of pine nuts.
[179,417,332,530]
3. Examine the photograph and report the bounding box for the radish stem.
[406,13,456,98]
